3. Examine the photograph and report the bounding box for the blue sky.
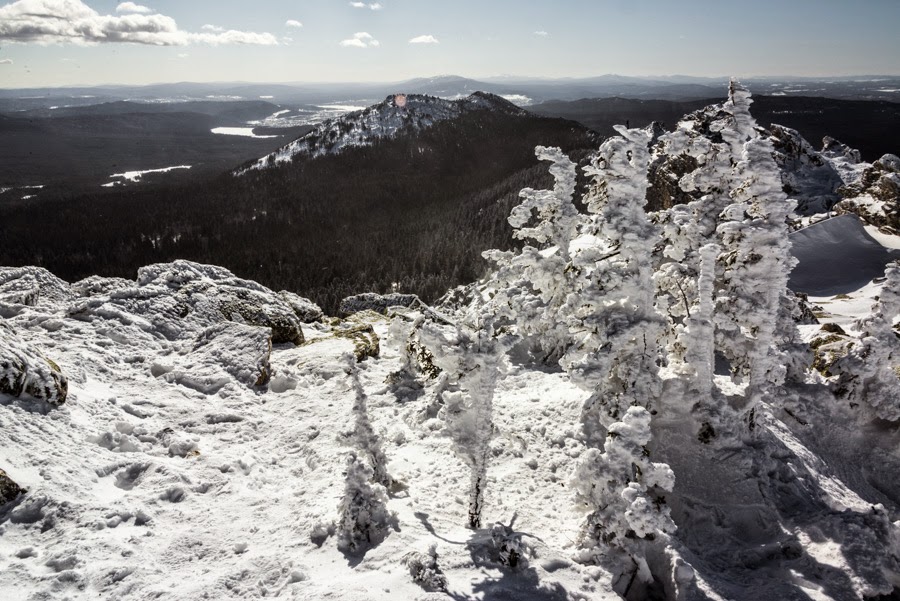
[1,0,899,87]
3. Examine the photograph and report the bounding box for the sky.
[1,0,899,88]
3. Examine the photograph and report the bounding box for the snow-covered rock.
[0,321,68,406]
[0,266,74,308]
[69,260,307,344]
[835,153,900,233]
[338,292,423,317]
[153,322,273,393]
[768,124,850,214]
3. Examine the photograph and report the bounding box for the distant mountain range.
[2,74,899,113]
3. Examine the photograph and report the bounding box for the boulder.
[0,322,68,405]
[646,152,700,212]
[153,322,273,392]
[279,290,324,323]
[835,154,900,234]
[768,125,847,214]
[0,468,25,505]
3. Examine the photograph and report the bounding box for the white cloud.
[285,19,303,28]
[408,34,438,44]
[340,31,379,48]
[116,2,152,14]
[201,24,224,33]
[0,58,12,64]
[177,52,188,58]
[534,30,549,37]
[0,0,278,46]
[350,2,382,10]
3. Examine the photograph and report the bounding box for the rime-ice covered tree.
[483,146,583,362]
[336,452,397,554]
[417,315,505,528]
[831,264,900,421]
[714,81,800,406]
[571,407,676,589]
[560,125,665,440]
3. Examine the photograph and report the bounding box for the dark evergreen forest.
[0,112,598,313]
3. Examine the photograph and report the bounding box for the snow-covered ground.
[0,264,605,601]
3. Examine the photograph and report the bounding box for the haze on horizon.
[0,0,899,88]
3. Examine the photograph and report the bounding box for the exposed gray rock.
[0,468,25,505]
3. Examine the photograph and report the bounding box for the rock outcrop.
[339,293,423,317]
[836,154,900,233]
[69,260,309,344]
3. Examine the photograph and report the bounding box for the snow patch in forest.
[103,165,192,185]
[211,127,279,138]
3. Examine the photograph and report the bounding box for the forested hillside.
[0,109,598,312]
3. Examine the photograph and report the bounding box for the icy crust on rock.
[835,153,900,234]
[241,92,528,172]
[0,321,68,406]
[0,266,75,308]
[69,260,312,345]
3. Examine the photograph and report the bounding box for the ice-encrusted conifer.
[571,407,675,584]
[483,146,583,362]
[831,264,900,421]
[417,315,504,529]
[561,125,665,438]
[336,452,398,555]
[714,81,799,404]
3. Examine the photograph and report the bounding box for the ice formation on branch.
[335,452,397,555]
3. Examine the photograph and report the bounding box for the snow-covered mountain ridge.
[3,82,900,601]
[239,92,528,172]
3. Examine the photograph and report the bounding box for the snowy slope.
[788,214,900,295]
[239,92,528,172]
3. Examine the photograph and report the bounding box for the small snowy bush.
[404,544,448,592]
[335,452,397,555]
